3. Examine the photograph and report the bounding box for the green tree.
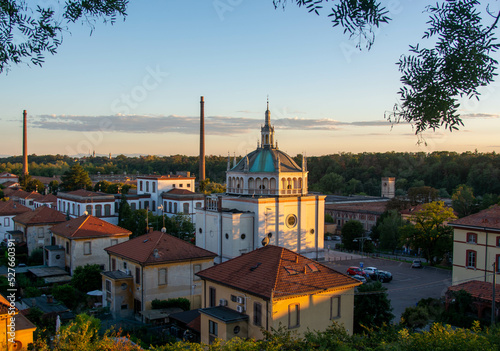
[71,264,102,292]
[354,281,394,333]
[401,306,430,329]
[452,184,477,218]
[341,220,365,251]
[52,284,82,310]
[27,248,44,266]
[377,210,404,253]
[407,186,439,205]
[400,201,457,265]
[118,194,133,228]
[25,178,45,193]
[60,163,92,191]
[49,180,59,194]
[318,172,345,194]
[1,0,127,73]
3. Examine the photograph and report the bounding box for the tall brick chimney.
[23,110,28,176]
[199,96,205,182]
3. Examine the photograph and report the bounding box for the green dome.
[230,147,302,173]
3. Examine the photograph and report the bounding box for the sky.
[2,0,500,158]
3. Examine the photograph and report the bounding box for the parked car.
[377,270,393,283]
[347,266,367,277]
[352,274,367,283]
[331,235,341,241]
[363,266,378,277]
[411,259,423,268]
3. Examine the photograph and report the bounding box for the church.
[195,102,325,262]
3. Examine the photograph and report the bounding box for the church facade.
[196,102,325,262]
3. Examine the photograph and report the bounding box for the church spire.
[261,97,275,149]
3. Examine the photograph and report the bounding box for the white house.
[57,190,118,225]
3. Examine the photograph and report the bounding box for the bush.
[28,248,44,266]
[401,306,429,329]
[151,297,190,311]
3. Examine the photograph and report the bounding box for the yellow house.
[50,215,131,274]
[450,205,500,285]
[102,231,216,322]
[196,245,361,344]
[0,294,36,350]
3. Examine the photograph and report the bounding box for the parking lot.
[323,256,452,321]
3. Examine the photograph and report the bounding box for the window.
[146,182,149,193]
[111,239,118,246]
[115,202,119,212]
[152,182,156,193]
[66,242,70,254]
[169,202,172,213]
[174,203,178,213]
[111,258,116,271]
[466,250,477,268]
[158,268,167,285]
[95,205,102,217]
[152,200,156,210]
[37,227,44,238]
[139,181,143,191]
[123,262,127,270]
[72,203,75,215]
[331,296,341,319]
[131,203,136,211]
[254,302,262,326]
[84,242,91,255]
[179,183,183,187]
[77,204,80,214]
[104,204,111,216]
[135,267,141,284]
[209,287,216,307]
[144,201,149,210]
[183,203,189,214]
[288,303,300,328]
[193,264,201,281]
[187,183,191,188]
[105,279,111,301]
[209,320,218,336]
[467,232,478,244]
[4,218,9,227]
[196,202,202,209]
[496,236,500,247]
[286,214,297,228]
[86,205,92,215]
[496,255,500,273]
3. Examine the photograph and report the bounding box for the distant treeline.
[1,151,499,197]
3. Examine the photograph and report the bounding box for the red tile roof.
[449,205,500,231]
[448,280,500,303]
[36,194,57,203]
[51,215,131,239]
[105,231,216,265]
[325,201,388,214]
[13,206,67,225]
[63,190,107,197]
[138,175,194,180]
[2,181,19,188]
[0,200,30,216]
[196,245,361,300]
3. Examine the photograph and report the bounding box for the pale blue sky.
[2,0,500,157]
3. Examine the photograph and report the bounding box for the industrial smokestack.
[199,96,205,182]
[23,110,28,176]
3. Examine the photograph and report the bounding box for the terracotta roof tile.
[196,245,361,300]
[13,206,66,225]
[449,205,500,231]
[448,280,500,303]
[51,215,131,239]
[0,200,30,216]
[105,231,216,265]
[61,189,107,197]
[36,194,57,203]
[138,175,194,180]
[325,201,388,214]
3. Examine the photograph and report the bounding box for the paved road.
[322,255,452,322]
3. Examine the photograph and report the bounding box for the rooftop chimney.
[23,110,28,176]
[199,96,206,182]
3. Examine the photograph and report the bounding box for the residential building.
[33,194,57,209]
[450,205,500,285]
[0,294,36,351]
[325,199,388,234]
[0,200,30,240]
[161,189,205,223]
[12,206,66,254]
[49,215,131,274]
[17,191,43,210]
[0,172,18,184]
[196,102,325,262]
[57,190,117,224]
[196,245,361,343]
[136,173,196,215]
[102,231,216,322]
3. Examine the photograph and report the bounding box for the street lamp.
[353,234,372,257]
[158,205,166,233]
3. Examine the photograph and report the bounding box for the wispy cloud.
[461,113,500,119]
[31,114,395,135]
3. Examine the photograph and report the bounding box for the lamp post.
[353,234,372,257]
[158,205,166,233]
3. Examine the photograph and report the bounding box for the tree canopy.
[60,163,92,191]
